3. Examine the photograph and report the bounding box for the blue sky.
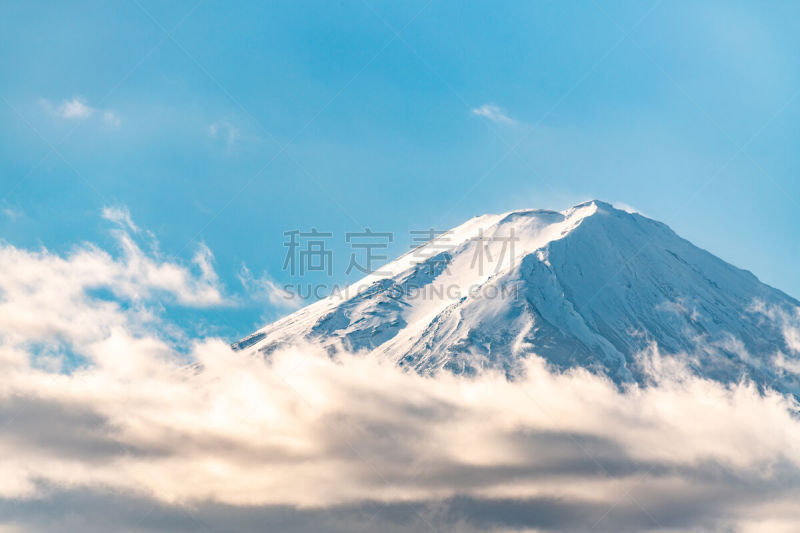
[2,0,800,342]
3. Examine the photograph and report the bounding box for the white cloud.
[102,111,121,127]
[57,97,93,119]
[773,351,800,375]
[208,121,240,152]
[41,97,120,128]
[472,103,517,124]
[227,125,239,147]
[0,207,225,350]
[99,206,225,307]
[784,317,800,354]
[1,218,800,531]
[751,301,800,374]
[101,206,138,233]
[107,231,225,307]
[238,264,301,309]
[0,330,800,531]
[770,308,800,376]
[1,203,22,221]
[613,202,646,216]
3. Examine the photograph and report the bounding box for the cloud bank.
[1,212,800,532]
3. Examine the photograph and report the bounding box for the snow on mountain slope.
[236,201,800,394]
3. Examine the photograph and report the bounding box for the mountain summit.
[237,200,800,394]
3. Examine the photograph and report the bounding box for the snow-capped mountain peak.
[237,200,800,395]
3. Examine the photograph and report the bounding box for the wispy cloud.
[613,202,647,216]
[98,206,226,306]
[208,121,240,152]
[101,206,139,233]
[1,202,22,221]
[56,97,93,119]
[238,264,301,309]
[102,111,121,127]
[41,97,120,127]
[471,103,517,124]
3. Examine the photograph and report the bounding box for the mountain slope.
[236,201,800,394]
